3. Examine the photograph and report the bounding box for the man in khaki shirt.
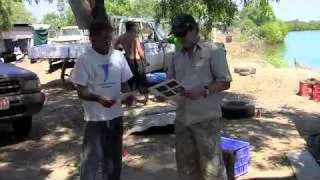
[168,14,232,180]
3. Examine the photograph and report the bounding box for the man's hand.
[181,85,205,100]
[98,96,116,108]
[75,85,116,108]
[122,95,135,106]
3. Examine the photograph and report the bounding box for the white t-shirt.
[71,48,133,121]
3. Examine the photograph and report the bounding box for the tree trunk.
[68,0,107,29]
[91,0,107,21]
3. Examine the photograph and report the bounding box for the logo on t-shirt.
[100,64,109,82]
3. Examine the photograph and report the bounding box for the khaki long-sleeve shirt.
[168,40,232,125]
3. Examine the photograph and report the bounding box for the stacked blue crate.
[221,136,250,177]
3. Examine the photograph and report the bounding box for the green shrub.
[263,43,288,67]
[261,21,288,44]
[239,18,261,41]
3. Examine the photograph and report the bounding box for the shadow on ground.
[279,105,320,138]
[0,79,319,180]
[279,106,320,162]
[0,80,82,180]
[244,176,295,180]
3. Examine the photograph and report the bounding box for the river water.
[284,31,320,69]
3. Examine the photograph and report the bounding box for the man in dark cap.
[168,14,232,180]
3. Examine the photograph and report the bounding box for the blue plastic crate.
[221,136,250,177]
[146,72,167,84]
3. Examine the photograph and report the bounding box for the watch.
[204,86,210,98]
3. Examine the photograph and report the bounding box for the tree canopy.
[42,0,157,29]
[0,0,280,32]
[286,20,320,31]
[231,0,287,44]
[42,6,77,29]
[105,0,157,17]
[239,1,275,26]
[155,0,279,38]
[0,0,35,30]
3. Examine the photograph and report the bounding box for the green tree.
[155,0,279,39]
[105,0,133,16]
[0,0,15,30]
[261,20,288,43]
[1,0,279,31]
[42,12,61,28]
[240,1,275,26]
[42,7,76,29]
[286,20,320,31]
[0,0,35,30]
[11,1,36,23]
[238,18,261,41]
[131,0,157,17]
[233,0,282,42]
[65,7,77,25]
[104,0,157,17]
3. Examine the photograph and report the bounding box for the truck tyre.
[221,101,255,119]
[12,116,32,138]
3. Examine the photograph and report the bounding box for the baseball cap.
[170,14,197,37]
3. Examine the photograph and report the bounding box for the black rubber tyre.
[12,116,32,138]
[221,101,255,119]
[234,67,256,74]
[239,71,252,76]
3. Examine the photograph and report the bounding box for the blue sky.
[271,0,320,21]
[25,0,320,22]
[24,0,58,21]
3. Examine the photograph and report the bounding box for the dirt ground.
[1,42,320,180]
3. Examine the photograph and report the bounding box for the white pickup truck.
[48,26,89,44]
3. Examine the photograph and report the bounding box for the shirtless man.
[114,21,149,104]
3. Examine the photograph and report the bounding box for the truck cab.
[0,61,45,138]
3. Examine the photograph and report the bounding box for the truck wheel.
[12,116,32,138]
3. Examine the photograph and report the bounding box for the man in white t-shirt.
[71,20,133,180]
